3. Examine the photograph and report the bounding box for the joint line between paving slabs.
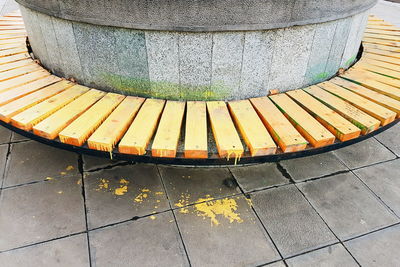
[373,137,400,160]
[156,165,193,267]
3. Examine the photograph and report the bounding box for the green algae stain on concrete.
[101,73,231,100]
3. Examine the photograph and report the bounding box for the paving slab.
[230,163,289,192]
[375,123,400,157]
[159,166,240,209]
[251,184,336,257]
[280,152,348,182]
[10,132,30,143]
[3,141,79,187]
[82,154,123,172]
[298,172,398,240]
[0,144,8,188]
[0,126,11,144]
[0,176,86,251]
[345,224,400,266]
[84,164,169,229]
[89,211,189,267]
[0,234,90,267]
[286,244,357,267]
[175,195,280,266]
[332,138,396,169]
[354,159,400,216]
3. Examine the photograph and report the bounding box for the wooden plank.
[250,96,308,152]
[0,69,50,93]
[0,75,61,106]
[363,37,400,48]
[0,80,74,122]
[0,63,41,82]
[362,58,400,72]
[0,52,29,65]
[87,96,144,152]
[0,34,27,41]
[0,58,32,72]
[364,50,400,61]
[0,43,26,50]
[363,43,400,53]
[151,101,185,158]
[206,101,243,160]
[11,85,89,130]
[331,77,400,118]
[0,30,27,36]
[59,93,125,146]
[365,29,400,37]
[304,86,380,134]
[345,69,400,89]
[318,82,396,126]
[367,21,394,26]
[184,101,208,158]
[364,33,400,42]
[228,100,277,156]
[366,25,400,32]
[355,62,400,80]
[0,37,25,45]
[118,98,165,155]
[33,89,105,139]
[0,25,26,30]
[286,90,361,141]
[269,93,335,147]
[0,46,27,57]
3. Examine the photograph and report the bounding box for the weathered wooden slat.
[364,50,400,62]
[0,25,25,30]
[363,37,400,48]
[355,62,400,80]
[250,96,308,152]
[366,25,400,32]
[11,85,89,130]
[0,30,26,36]
[0,37,25,46]
[364,33,400,42]
[0,43,26,50]
[0,80,74,122]
[362,58,400,72]
[269,93,335,147]
[118,98,165,155]
[0,63,41,82]
[0,75,61,106]
[286,90,361,141]
[228,100,277,156]
[365,28,400,37]
[33,89,105,139]
[304,86,380,134]
[184,101,208,158]
[0,52,29,65]
[318,82,396,126]
[0,69,50,93]
[87,96,144,152]
[367,21,394,26]
[151,101,185,158]
[363,43,400,53]
[59,93,125,146]
[0,58,32,72]
[207,101,244,160]
[331,77,400,118]
[0,34,27,41]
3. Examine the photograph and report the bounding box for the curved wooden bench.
[0,12,399,165]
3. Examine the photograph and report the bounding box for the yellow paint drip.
[141,188,150,193]
[150,215,156,220]
[96,178,109,191]
[155,192,164,195]
[115,185,128,196]
[226,150,242,165]
[45,177,53,181]
[194,196,243,226]
[134,192,148,203]
[66,165,74,171]
[60,171,67,175]
[119,178,129,185]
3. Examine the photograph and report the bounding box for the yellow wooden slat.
[363,37,400,48]
[363,43,400,53]
[286,90,361,141]
[0,34,27,41]
[0,30,26,36]
[0,37,25,46]
[364,33,400,42]
[0,80,74,122]
[366,25,400,32]
[184,101,208,159]
[0,63,41,82]
[0,69,50,93]
[59,93,125,146]
[0,46,26,57]
[365,29,400,37]
[364,50,400,62]
[11,85,89,130]
[331,77,400,118]
[33,89,105,139]
[118,98,165,155]
[228,100,277,156]
[367,21,394,26]
[0,52,29,65]
[304,86,381,134]
[0,25,25,30]
[151,101,185,158]
[0,43,26,50]
[0,58,32,72]
[346,69,400,88]
[355,62,400,80]
[206,101,244,160]
[0,17,23,22]
[362,58,400,72]
[250,96,308,152]
[88,96,145,152]
[318,82,396,126]
[0,75,61,106]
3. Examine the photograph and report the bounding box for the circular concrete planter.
[17,0,376,100]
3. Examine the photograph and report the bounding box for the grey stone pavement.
[0,1,400,267]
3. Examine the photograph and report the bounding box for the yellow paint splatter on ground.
[76,179,82,185]
[66,165,74,171]
[45,177,53,181]
[57,190,63,194]
[246,198,253,207]
[115,185,128,196]
[134,192,149,203]
[119,178,129,185]
[155,192,164,195]
[96,179,109,191]
[175,193,191,214]
[141,188,150,193]
[194,196,243,226]
[60,171,67,175]
[150,215,156,220]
